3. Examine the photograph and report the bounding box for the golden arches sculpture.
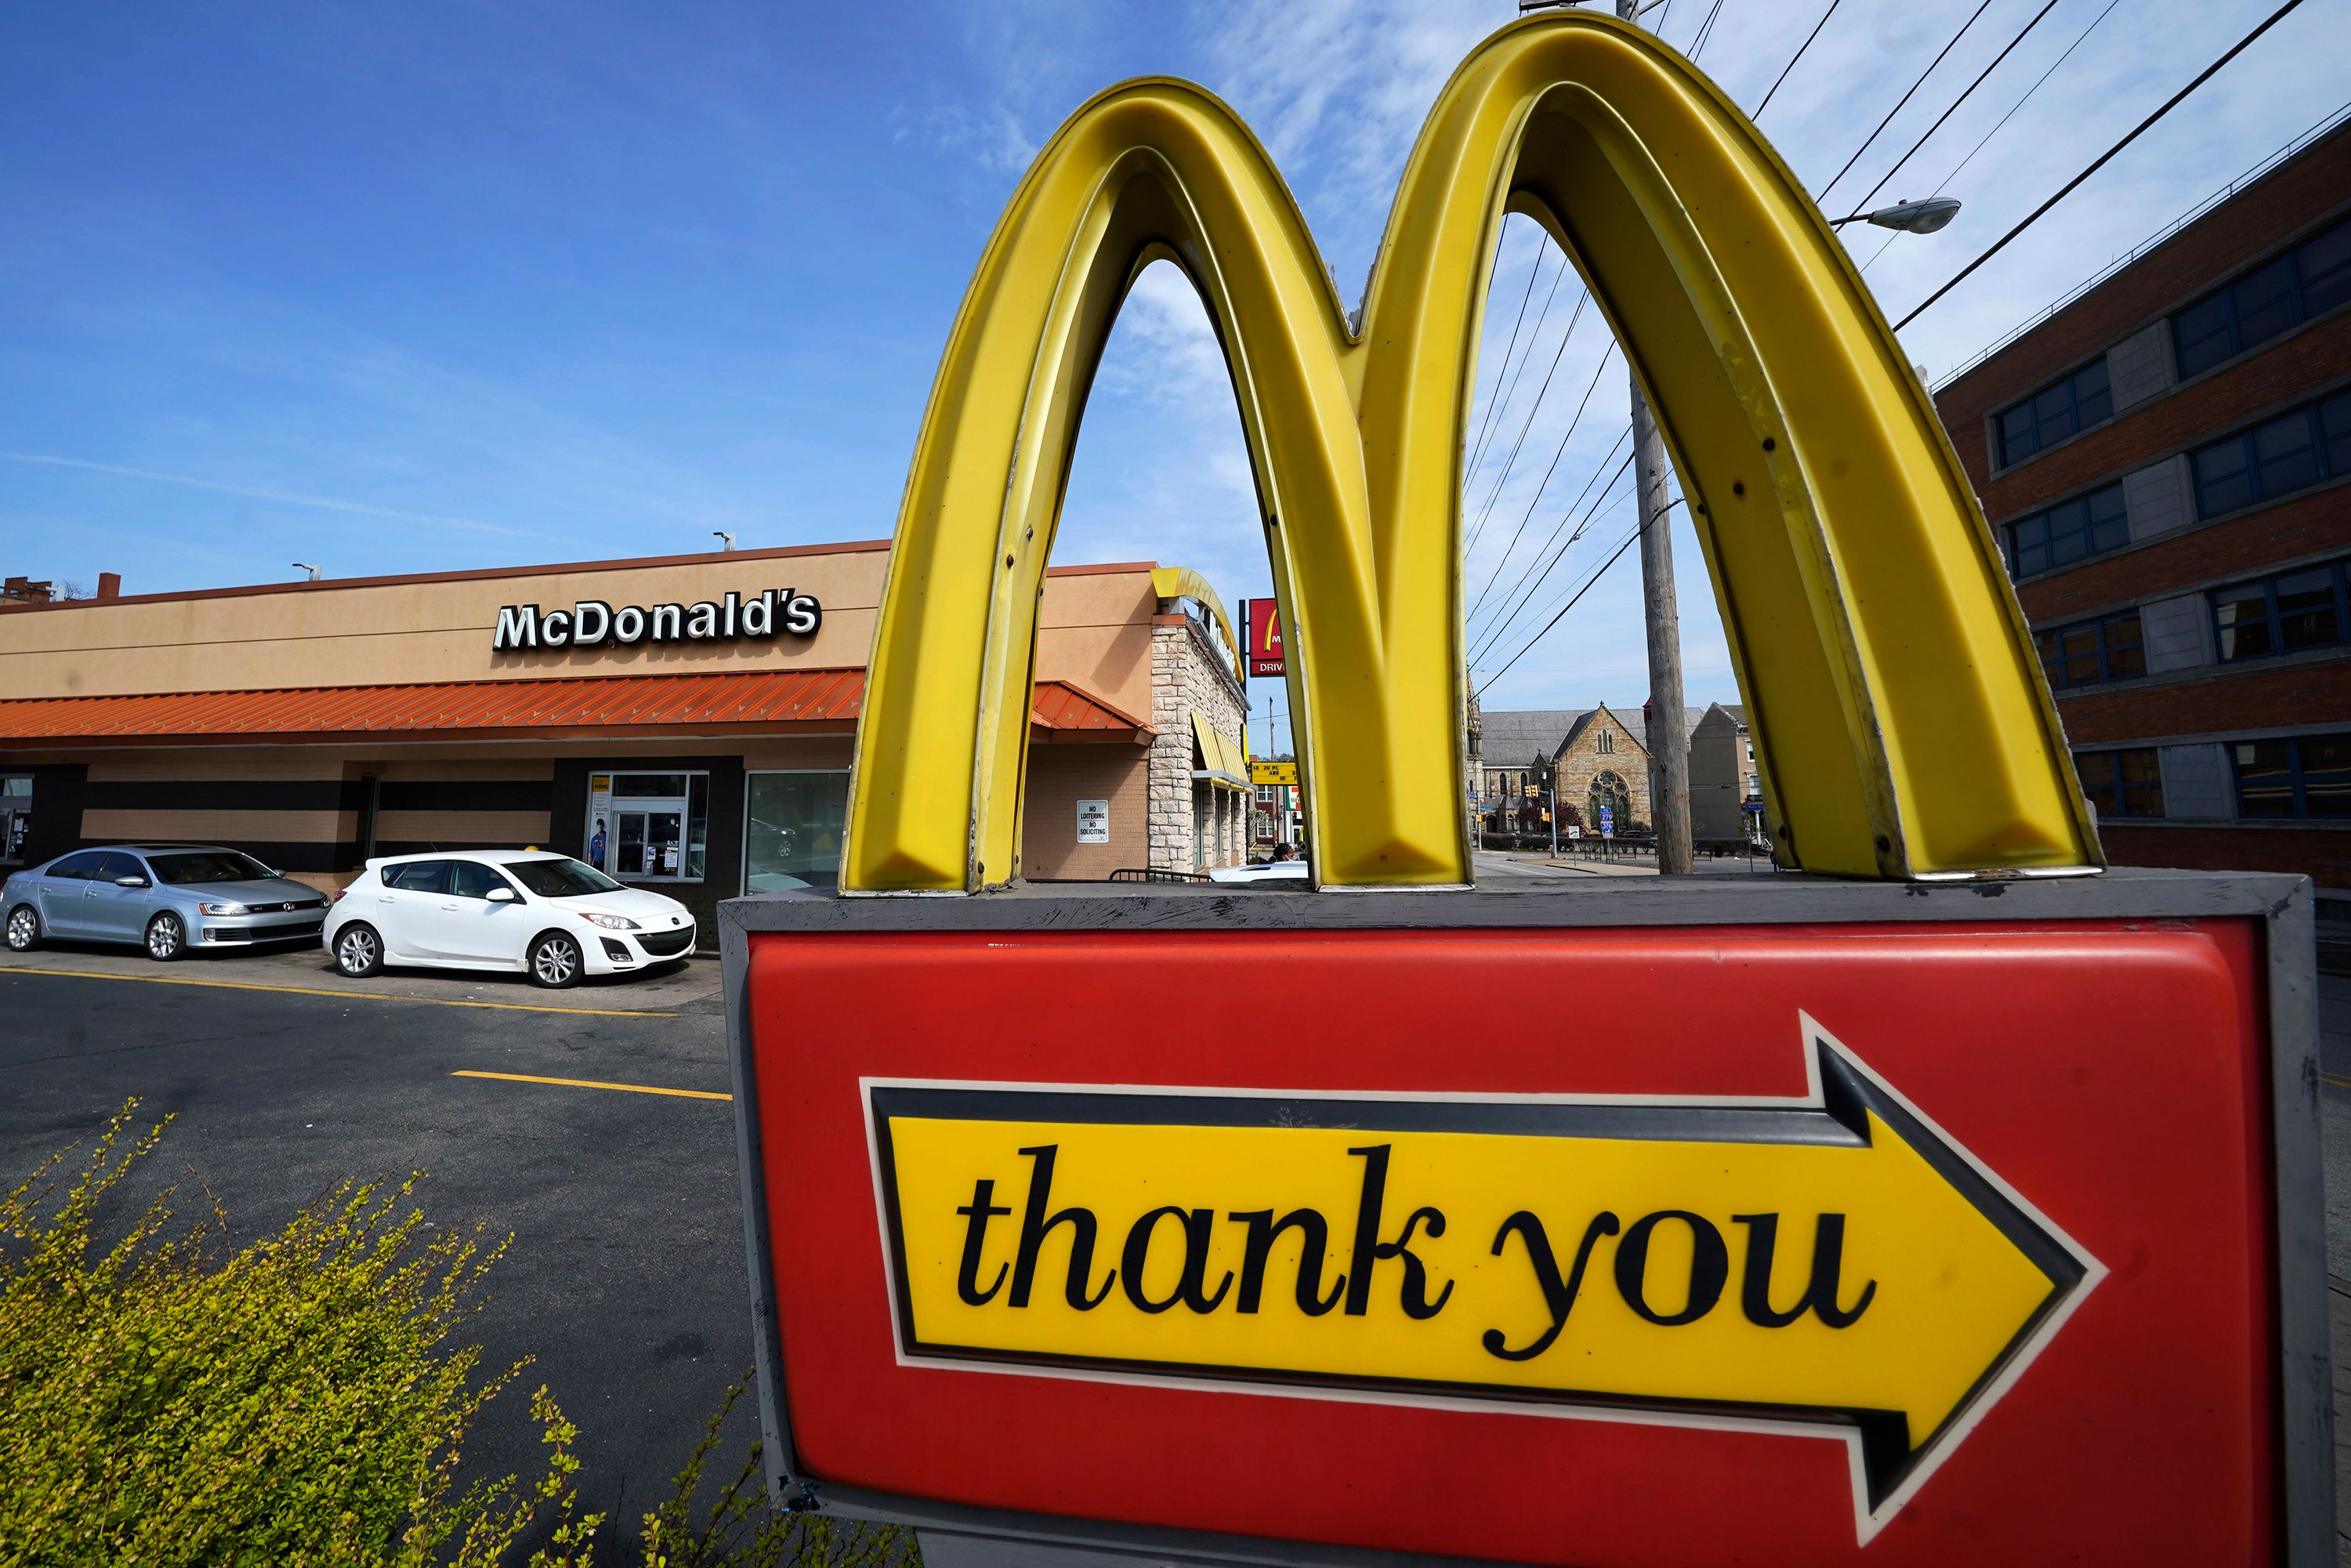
[842,10,2100,892]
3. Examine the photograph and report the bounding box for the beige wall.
[0,548,1158,725]
[1020,745,1151,880]
[1689,710,1746,842]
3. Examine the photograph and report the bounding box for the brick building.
[1469,703,1702,836]
[1932,115,2350,908]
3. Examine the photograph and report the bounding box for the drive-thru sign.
[724,12,2328,1566]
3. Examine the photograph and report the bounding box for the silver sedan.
[2,844,329,960]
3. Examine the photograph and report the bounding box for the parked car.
[2,844,328,960]
[322,850,695,989]
[1206,860,1311,884]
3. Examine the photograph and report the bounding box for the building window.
[2210,557,2349,661]
[2190,391,2351,518]
[1995,357,2114,467]
[1744,772,1760,798]
[1597,730,1614,754]
[744,771,848,891]
[0,774,30,864]
[1588,770,1630,831]
[2233,733,2351,819]
[585,771,709,882]
[2034,610,2145,688]
[2074,748,2164,818]
[2002,482,2128,577]
[2172,215,2351,379]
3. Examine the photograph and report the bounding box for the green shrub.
[0,1101,598,1566]
[0,1102,918,1568]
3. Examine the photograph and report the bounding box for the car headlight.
[197,901,248,916]
[578,911,640,931]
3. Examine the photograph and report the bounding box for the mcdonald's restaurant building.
[0,543,1254,940]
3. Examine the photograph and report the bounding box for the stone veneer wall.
[1554,707,1652,830]
[1148,609,1249,870]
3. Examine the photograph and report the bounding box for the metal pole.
[1549,771,1559,858]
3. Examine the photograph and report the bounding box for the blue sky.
[5,1,2346,741]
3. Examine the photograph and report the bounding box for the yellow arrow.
[868,1015,2102,1539]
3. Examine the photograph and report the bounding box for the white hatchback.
[322,850,696,989]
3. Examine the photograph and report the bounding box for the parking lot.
[0,936,749,1532]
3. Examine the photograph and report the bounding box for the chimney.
[97,572,121,600]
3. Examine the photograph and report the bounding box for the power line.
[1462,253,1572,545]
[1476,511,1654,695]
[1469,428,1632,654]
[1859,0,2125,273]
[1817,0,1998,210]
[1464,288,1592,557]
[1471,487,1638,676]
[1470,449,1635,667]
[1686,0,1726,60]
[1894,0,2311,330]
[1465,342,1619,623]
[1755,0,1842,118]
[1462,224,1545,490]
[1846,0,2064,219]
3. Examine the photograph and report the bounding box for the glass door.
[586,770,707,882]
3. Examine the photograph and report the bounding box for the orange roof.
[0,669,1151,747]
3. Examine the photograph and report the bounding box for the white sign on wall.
[1077,798,1110,845]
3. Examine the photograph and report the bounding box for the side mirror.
[487,887,516,903]
[114,875,149,889]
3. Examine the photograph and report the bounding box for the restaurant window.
[2074,749,2164,818]
[2210,557,2349,662]
[2001,482,2128,578]
[2172,215,2351,379]
[2034,610,2145,689]
[0,775,31,864]
[744,771,848,892]
[1994,357,2113,467]
[2233,733,2351,820]
[2190,391,2351,518]
[584,771,708,882]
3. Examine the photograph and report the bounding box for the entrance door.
[614,808,685,877]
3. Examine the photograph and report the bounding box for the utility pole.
[1618,0,1693,877]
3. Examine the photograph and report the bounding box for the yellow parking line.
[0,965,669,1018]
[453,1070,729,1102]
[2323,1070,2351,1090]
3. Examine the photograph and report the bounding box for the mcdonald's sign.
[1245,596,1285,679]
[726,13,2327,1566]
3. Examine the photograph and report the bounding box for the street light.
[712,531,737,552]
[292,562,321,581]
[1831,196,1962,234]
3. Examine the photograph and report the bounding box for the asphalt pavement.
[0,940,748,1538]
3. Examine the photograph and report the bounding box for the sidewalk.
[0,936,722,1013]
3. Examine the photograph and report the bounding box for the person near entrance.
[589,817,608,871]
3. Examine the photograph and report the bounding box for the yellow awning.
[1190,712,1251,791]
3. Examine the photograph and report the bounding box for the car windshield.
[505,857,622,898]
[148,851,277,885]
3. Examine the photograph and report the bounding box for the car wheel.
[527,932,583,990]
[333,922,384,978]
[145,911,187,962]
[4,904,39,952]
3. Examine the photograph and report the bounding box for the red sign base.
[722,871,2327,1567]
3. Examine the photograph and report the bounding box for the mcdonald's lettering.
[492,588,820,652]
[869,1019,2096,1512]
[840,9,2100,893]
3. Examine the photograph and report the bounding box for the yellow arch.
[843,10,2099,891]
